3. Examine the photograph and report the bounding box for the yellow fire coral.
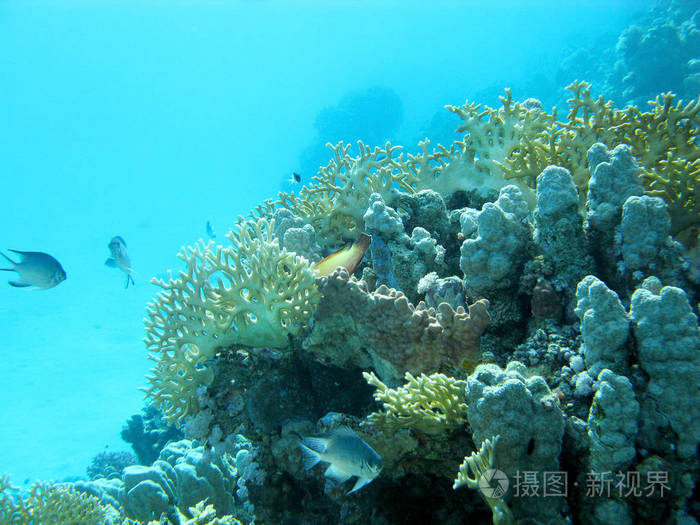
[0,477,109,525]
[275,141,418,248]
[454,435,515,525]
[144,501,242,525]
[144,218,321,423]
[363,371,467,434]
[488,81,699,236]
[445,89,556,191]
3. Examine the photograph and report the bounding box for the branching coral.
[448,81,699,238]
[0,478,110,525]
[144,218,321,423]
[453,436,515,525]
[363,371,467,434]
[180,501,242,525]
[446,89,556,191]
[564,83,699,235]
[143,501,242,525]
[275,141,418,248]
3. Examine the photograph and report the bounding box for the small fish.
[289,172,302,184]
[206,220,216,239]
[105,236,135,288]
[314,233,371,278]
[299,426,382,494]
[0,249,66,289]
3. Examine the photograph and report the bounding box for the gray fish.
[299,426,382,494]
[105,236,134,288]
[206,220,216,239]
[0,249,66,289]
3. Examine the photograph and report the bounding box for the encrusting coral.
[144,217,321,423]
[302,267,490,382]
[363,371,467,434]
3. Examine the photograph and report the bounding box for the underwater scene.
[1,0,699,523]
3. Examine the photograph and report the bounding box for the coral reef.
[131,104,699,523]
[27,76,699,524]
[122,406,184,465]
[87,450,137,480]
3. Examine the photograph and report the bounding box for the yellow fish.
[314,233,371,278]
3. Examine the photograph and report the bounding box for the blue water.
[0,0,651,486]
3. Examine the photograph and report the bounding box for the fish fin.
[0,251,16,265]
[324,464,351,484]
[333,426,358,436]
[126,274,135,288]
[8,281,31,288]
[347,476,373,494]
[299,442,322,470]
[0,268,14,272]
[302,436,330,453]
[105,257,118,268]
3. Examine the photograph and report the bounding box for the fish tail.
[299,442,322,470]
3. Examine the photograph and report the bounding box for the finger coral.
[144,218,321,423]
[363,371,467,434]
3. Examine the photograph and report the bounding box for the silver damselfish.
[299,426,383,494]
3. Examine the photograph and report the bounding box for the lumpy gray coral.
[534,165,592,285]
[574,275,630,375]
[587,369,639,474]
[459,185,530,296]
[585,143,645,233]
[465,362,566,522]
[630,277,700,459]
[620,195,671,272]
